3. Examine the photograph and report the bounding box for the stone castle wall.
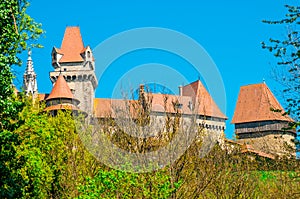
[237,131,296,157]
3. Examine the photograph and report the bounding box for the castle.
[23,26,296,158]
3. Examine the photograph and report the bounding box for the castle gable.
[182,80,227,119]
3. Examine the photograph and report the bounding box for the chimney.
[179,86,183,96]
[139,84,145,99]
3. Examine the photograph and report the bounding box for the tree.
[14,101,99,198]
[0,0,42,197]
[76,169,179,199]
[262,5,300,147]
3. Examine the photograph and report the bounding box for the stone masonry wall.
[237,132,296,157]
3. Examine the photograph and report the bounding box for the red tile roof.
[93,98,135,118]
[57,27,85,63]
[151,93,192,114]
[94,89,227,119]
[231,83,293,124]
[38,93,48,101]
[182,80,227,119]
[224,139,275,159]
[240,144,275,159]
[93,81,227,119]
[46,75,75,100]
[94,96,190,119]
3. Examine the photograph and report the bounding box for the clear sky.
[14,0,298,139]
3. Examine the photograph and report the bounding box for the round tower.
[45,75,82,116]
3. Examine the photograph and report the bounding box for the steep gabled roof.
[231,83,293,124]
[182,80,227,119]
[57,26,85,63]
[46,75,75,100]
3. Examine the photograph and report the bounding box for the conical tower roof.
[46,75,76,100]
[45,75,81,112]
[57,26,85,63]
[231,83,293,124]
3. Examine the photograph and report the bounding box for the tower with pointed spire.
[49,26,98,116]
[232,83,296,157]
[23,50,38,96]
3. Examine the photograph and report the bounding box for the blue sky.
[14,0,298,139]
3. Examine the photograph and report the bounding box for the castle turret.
[23,50,38,96]
[45,75,81,115]
[50,27,98,116]
[232,83,296,157]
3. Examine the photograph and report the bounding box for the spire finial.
[263,78,265,84]
[27,49,32,61]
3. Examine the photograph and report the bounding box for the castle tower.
[232,83,296,157]
[23,50,38,96]
[45,75,81,115]
[50,26,98,116]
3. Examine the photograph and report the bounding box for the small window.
[188,101,193,110]
[175,103,183,109]
[64,68,67,71]
[87,51,91,58]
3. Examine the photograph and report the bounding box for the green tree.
[0,0,42,197]
[15,102,98,198]
[262,5,300,132]
[76,168,179,199]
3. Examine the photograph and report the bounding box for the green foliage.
[76,169,178,199]
[0,0,42,197]
[16,102,60,198]
[262,5,300,134]
[14,102,98,198]
[1,100,299,198]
